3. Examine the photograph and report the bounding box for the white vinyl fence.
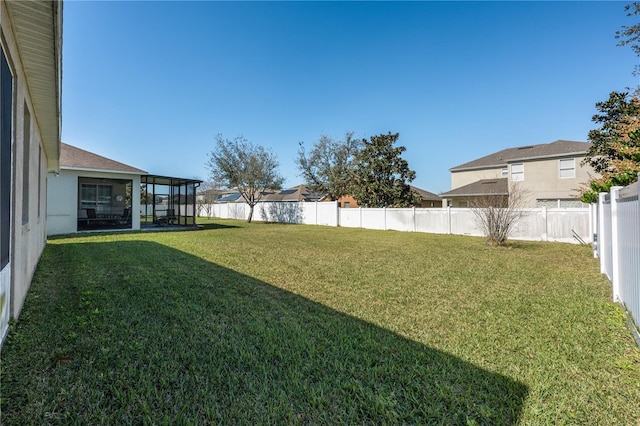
[595,182,640,333]
[199,201,591,244]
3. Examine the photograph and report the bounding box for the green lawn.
[1,219,639,424]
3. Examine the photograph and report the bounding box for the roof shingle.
[440,178,509,197]
[60,143,147,174]
[410,186,441,201]
[450,140,591,171]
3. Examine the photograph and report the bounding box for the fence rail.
[199,202,591,244]
[595,182,640,337]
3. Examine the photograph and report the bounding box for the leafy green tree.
[296,132,361,201]
[206,135,284,223]
[136,184,154,205]
[581,92,640,203]
[350,132,419,208]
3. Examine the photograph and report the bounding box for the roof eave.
[6,1,63,172]
[60,166,147,175]
[450,164,505,172]
[505,151,588,163]
[441,192,509,198]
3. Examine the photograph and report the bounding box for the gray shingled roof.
[262,185,325,202]
[440,178,509,197]
[60,143,147,174]
[410,186,441,201]
[450,140,590,171]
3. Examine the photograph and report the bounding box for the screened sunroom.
[140,175,202,228]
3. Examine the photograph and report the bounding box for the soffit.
[5,1,62,171]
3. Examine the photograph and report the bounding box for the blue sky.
[61,1,639,194]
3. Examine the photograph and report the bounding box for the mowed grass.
[1,219,639,424]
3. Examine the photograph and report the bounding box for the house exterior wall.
[336,195,359,208]
[514,156,593,206]
[451,166,504,189]
[337,194,443,208]
[47,169,142,235]
[0,2,58,331]
[451,155,596,208]
[417,198,445,208]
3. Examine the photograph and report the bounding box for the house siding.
[514,156,592,204]
[47,169,142,235]
[0,1,59,334]
[450,154,595,208]
[451,167,504,190]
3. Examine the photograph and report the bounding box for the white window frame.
[559,158,575,179]
[501,167,508,177]
[510,163,524,182]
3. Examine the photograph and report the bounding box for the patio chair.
[119,208,131,225]
[165,208,178,225]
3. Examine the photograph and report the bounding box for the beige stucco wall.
[451,167,504,189]
[1,5,50,321]
[514,156,594,204]
[451,155,597,207]
[47,169,143,235]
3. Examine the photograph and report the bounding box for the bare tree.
[206,135,284,223]
[471,183,528,246]
[196,181,220,219]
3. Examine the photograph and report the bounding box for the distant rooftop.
[411,186,441,201]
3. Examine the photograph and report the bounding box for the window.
[22,103,30,225]
[511,163,524,181]
[1,47,12,270]
[80,183,112,212]
[343,202,350,208]
[559,158,575,179]
[501,167,508,177]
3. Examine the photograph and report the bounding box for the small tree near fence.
[196,181,220,219]
[206,135,284,223]
[471,183,527,246]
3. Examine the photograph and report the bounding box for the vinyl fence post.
[383,207,387,230]
[447,206,452,235]
[589,203,597,258]
[541,206,548,242]
[610,186,622,302]
[413,206,416,232]
[598,192,609,275]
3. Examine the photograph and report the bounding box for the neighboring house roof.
[216,185,326,203]
[200,188,235,197]
[410,186,441,201]
[217,193,244,203]
[262,185,325,202]
[450,140,591,172]
[441,178,509,198]
[60,143,147,174]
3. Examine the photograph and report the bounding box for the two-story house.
[441,140,597,208]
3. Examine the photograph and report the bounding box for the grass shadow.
[2,240,528,424]
[48,222,240,241]
[197,222,241,230]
